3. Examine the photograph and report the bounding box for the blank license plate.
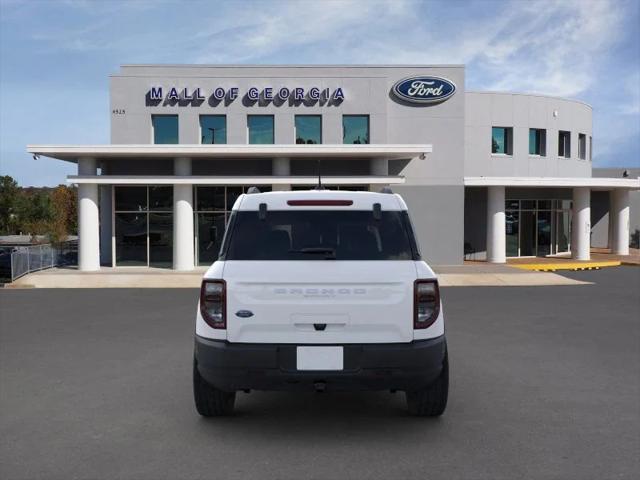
[296,346,344,371]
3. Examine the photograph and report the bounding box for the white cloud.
[618,71,640,115]
[189,0,411,64]
[478,0,623,97]
[4,0,637,171]
[18,0,626,99]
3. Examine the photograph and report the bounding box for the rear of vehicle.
[193,190,448,416]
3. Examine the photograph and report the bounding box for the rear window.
[223,210,417,261]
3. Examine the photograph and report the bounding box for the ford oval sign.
[392,76,456,104]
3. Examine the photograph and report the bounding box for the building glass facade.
[578,133,587,160]
[505,199,571,257]
[295,115,322,144]
[248,115,274,144]
[342,115,369,144]
[529,128,546,156]
[152,115,179,144]
[194,185,272,265]
[114,186,173,267]
[200,115,227,144]
[492,127,513,155]
[558,131,571,158]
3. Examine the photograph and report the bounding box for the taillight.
[414,279,440,329]
[200,279,226,329]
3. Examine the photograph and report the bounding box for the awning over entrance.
[468,176,639,265]
[27,144,432,163]
[464,176,640,190]
[67,175,405,185]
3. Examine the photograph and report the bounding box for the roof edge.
[466,90,592,109]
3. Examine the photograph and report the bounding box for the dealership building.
[28,65,639,270]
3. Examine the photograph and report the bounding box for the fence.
[5,242,77,282]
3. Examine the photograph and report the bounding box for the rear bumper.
[194,335,446,392]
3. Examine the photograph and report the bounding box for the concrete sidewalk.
[434,264,589,286]
[6,264,589,288]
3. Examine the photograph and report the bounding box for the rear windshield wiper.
[289,247,336,259]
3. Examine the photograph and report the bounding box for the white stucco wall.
[465,92,593,178]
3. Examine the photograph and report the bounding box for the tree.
[0,175,20,234]
[48,185,77,244]
[17,188,53,238]
[0,176,76,242]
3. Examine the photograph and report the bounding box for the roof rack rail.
[246,186,261,194]
[380,186,393,194]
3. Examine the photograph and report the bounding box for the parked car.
[193,189,448,416]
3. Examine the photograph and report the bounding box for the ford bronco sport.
[193,189,448,416]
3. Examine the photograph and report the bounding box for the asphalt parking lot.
[1,267,639,480]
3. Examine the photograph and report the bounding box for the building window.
[200,115,227,144]
[528,128,546,156]
[194,185,272,266]
[152,115,178,144]
[578,133,587,160]
[248,115,274,144]
[589,136,593,161]
[558,131,571,158]
[295,115,322,144]
[114,186,173,268]
[491,127,513,155]
[343,115,369,144]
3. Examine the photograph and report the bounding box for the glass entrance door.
[505,210,519,257]
[115,212,147,266]
[149,213,173,267]
[556,210,570,253]
[194,185,273,266]
[114,186,173,268]
[520,211,536,256]
[505,199,573,258]
[196,213,226,266]
[537,211,552,256]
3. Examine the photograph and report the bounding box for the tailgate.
[223,260,417,344]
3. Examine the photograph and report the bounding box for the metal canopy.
[464,176,640,190]
[27,144,432,163]
[66,175,406,185]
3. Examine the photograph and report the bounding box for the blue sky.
[0,0,638,186]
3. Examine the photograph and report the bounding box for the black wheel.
[405,349,449,417]
[193,359,236,417]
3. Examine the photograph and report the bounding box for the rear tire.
[193,359,236,417]
[405,349,449,417]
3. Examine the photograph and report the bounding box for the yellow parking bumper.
[511,261,621,272]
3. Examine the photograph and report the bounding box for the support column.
[611,189,630,256]
[371,158,388,176]
[78,157,100,271]
[486,186,506,263]
[173,157,194,271]
[572,187,591,260]
[370,159,388,191]
[272,157,290,191]
[99,184,112,266]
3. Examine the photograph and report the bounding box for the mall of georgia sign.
[391,76,456,104]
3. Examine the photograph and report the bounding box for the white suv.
[193,189,448,416]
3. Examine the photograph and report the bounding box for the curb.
[511,261,621,272]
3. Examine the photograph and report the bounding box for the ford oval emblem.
[391,76,456,104]
[235,310,254,318]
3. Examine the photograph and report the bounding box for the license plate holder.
[296,346,344,371]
